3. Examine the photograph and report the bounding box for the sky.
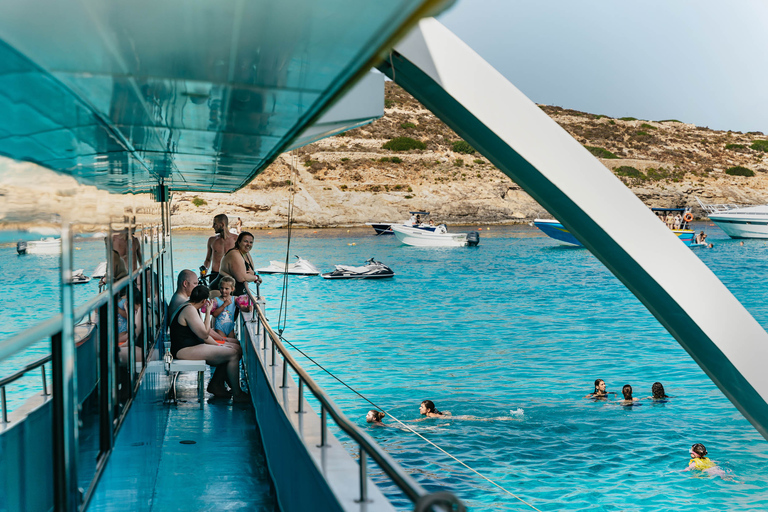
[438,0,768,133]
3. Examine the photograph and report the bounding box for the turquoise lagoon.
[2,225,768,510]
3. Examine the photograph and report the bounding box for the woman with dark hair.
[170,285,248,402]
[419,400,450,417]
[215,231,261,296]
[617,384,640,406]
[648,382,671,400]
[585,379,608,399]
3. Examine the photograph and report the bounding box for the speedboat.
[391,224,479,247]
[321,258,394,279]
[257,256,320,275]
[16,237,61,255]
[366,211,438,235]
[696,196,768,239]
[535,207,701,247]
[68,269,91,284]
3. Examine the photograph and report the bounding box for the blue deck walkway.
[87,371,278,512]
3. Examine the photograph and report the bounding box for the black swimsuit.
[211,249,253,296]
[170,304,204,357]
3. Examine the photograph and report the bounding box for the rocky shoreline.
[3,82,768,230]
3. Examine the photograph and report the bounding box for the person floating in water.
[647,382,670,401]
[366,410,386,425]
[420,400,450,417]
[617,384,640,406]
[585,378,614,399]
[683,443,730,478]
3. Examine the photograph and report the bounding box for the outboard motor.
[466,231,480,246]
[16,241,27,255]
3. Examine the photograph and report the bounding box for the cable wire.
[278,333,543,512]
[276,151,297,334]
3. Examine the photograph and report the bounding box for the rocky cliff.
[3,82,768,229]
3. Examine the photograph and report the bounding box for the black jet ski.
[321,258,394,279]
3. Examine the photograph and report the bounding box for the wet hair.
[367,410,385,423]
[220,276,236,289]
[622,384,633,400]
[235,231,254,250]
[651,382,669,399]
[421,400,442,415]
[177,269,196,290]
[189,285,210,304]
[594,379,605,394]
[691,443,708,457]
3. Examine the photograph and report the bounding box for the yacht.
[366,211,437,234]
[697,197,768,239]
[391,224,479,247]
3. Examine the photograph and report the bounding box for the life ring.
[683,212,693,222]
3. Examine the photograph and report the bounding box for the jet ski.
[257,256,320,276]
[92,261,107,279]
[321,258,394,279]
[68,269,91,284]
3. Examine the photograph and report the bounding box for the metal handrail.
[242,285,464,510]
[0,354,52,424]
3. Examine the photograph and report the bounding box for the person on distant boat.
[419,400,450,417]
[415,214,422,225]
[585,378,613,399]
[646,382,670,401]
[366,410,386,424]
[235,217,243,234]
[202,214,237,284]
[617,384,640,406]
[695,231,707,244]
[665,213,675,229]
[673,213,682,230]
[170,285,248,402]
[213,232,261,296]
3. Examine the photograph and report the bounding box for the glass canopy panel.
[0,0,449,194]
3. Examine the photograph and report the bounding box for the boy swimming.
[684,443,728,478]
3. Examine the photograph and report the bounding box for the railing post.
[271,339,277,367]
[126,222,136,393]
[53,224,80,512]
[280,358,288,388]
[106,224,117,426]
[1,386,7,424]
[359,445,368,503]
[98,302,114,454]
[319,406,327,447]
[297,379,304,413]
[42,364,48,396]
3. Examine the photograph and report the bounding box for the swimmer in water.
[585,378,615,399]
[683,443,729,478]
[646,382,670,400]
[366,410,386,424]
[616,384,640,406]
[419,400,451,418]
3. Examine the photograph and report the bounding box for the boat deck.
[87,370,277,512]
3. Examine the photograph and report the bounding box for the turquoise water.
[3,225,768,510]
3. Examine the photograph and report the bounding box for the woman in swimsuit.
[215,231,262,296]
[647,381,670,400]
[585,378,613,399]
[419,400,450,417]
[170,285,248,402]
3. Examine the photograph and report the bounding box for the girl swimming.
[617,384,640,406]
[419,400,450,417]
[585,378,614,399]
[366,410,386,424]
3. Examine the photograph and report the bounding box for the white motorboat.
[697,197,768,239]
[256,256,320,275]
[366,211,438,235]
[321,258,394,279]
[16,237,61,255]
[391,224,480,247]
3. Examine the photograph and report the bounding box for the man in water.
[112,228,142,271]
[203,214,237,283]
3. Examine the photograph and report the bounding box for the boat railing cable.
[243,286,465,512]
[274,330,544,512]
[276,150,298,335]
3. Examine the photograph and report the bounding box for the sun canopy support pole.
[380,18,768,440]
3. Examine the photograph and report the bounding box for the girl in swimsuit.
[585,378,615,399]
[215,231,262,296]
[419,400,450,417]
[170,285,248,402]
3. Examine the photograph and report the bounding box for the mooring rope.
[278,333,544,512]
[276,151,298,334]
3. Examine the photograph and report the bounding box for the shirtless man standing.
[112,228,142,271]
[203,214,237,283]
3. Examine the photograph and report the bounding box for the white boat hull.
[709,215,768,239]
[256,257,320,275]
[391,225,469,247]
[18,238,61,255]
